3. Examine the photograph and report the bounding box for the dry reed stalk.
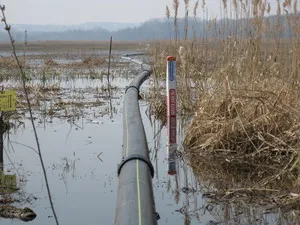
[193,1,199,41]
[283,0,292,8]
[173,0,179,42]
[107,36,113,118]
[184,0,190,40]
[145,87,166,128]
[166,5,170,19]
[166,5,172,47]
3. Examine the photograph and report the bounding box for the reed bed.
[149,0,300,211]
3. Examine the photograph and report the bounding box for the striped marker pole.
[166,56,177,175]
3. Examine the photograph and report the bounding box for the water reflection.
[200,201,300,225]
[2,74,299,224]
[3,116,122,225]
[51,156,78,194]
[144,101,300,225]
[182,149,300,225]
[0,114,36,222]
[144,104,215,224]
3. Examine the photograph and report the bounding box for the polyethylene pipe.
[114,55,157,225]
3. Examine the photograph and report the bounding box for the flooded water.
[0,73,219,225]
[0,53,297,225]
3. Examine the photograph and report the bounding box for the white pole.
[166,56,177,175]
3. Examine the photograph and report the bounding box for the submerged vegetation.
[0,6,143,224]
[0,46,134,223]
[148,0,300,221]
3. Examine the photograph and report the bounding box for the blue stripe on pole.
[168,61,175,81]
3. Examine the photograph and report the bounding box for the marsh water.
[0,52,216,225]
[0,52,296,225]
[2,106,215,225]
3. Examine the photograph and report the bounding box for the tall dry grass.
[173,0,180,42]
[184,0,190,40]
[193,1,199,41]
[149,0,300,207]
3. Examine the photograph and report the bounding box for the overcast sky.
[0,0,282,25]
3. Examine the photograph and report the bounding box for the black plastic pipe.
[114,56,158,225]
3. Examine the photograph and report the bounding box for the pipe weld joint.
[125,85,139,94]
[118,154,154,178]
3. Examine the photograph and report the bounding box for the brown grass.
[0,56,27,69]
[81,56,105,66]
[145,87,166,127]
[44,58,58,66]
[149,0,300,210]
[184,79,300,189]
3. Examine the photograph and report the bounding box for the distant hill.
[0,14,298,42]
[0,22,139,33]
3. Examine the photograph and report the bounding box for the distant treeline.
[0,14,298,42]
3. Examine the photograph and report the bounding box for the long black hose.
[114,55,158,225]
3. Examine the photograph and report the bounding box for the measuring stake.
[166,56,177,175]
